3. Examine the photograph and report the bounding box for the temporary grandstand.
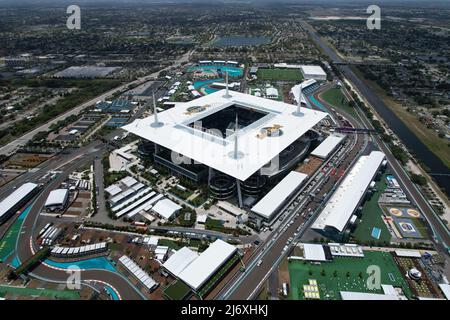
[0,182,39,224]
[51,242,107,258]
[290,79,318,105]
[312,151,385,238]
[251,171,308,222]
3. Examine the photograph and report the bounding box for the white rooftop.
[301,65,327,77]
[340,291,401,300]
[120,176,138,188]
[311,134,345,159]
[0,182,38,220]
[303,243,327,261]
[439,284,450,300]
[44,189,69,207]
[252,171,308,220]
[313,151,385,232]
[105,184,122,197]
[178,239,237,290]
[123,90,327,181]
[394,249,422,258]
[152,198,181,220]
[163,247,199,277]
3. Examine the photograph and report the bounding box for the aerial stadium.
[123,86,328,211]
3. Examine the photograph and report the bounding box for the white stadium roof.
[123,90,327,181]
[0,182,38,219]
[312,151,385,233]
[252,171,308,220]
[311,134,345,159]
[152,198,182,220]
[163,247,199,277]
[178,239,237,290]
[45,189,69,207]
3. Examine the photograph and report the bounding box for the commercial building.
[300,65,327,81]
[312,151,385,240]
[0,182,39,224]
[251,171,308,222]
[123,89,327,207]
[44,189,69,212]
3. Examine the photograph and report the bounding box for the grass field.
[164,280,191,300]
[320,87,358,118]
[288,251,412,300]
[352,173,392,244]
[256,68,303,81]
[0,285,80,300]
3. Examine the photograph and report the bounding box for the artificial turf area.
[320,87,358,118]
[164,280,191,300]
[288,251,412,300]
[197,253,240,298]
[0,206,31,262]
[256,68,303,81]
[0,285,80,299]
[352,173,392,244]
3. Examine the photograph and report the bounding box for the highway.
[0,52,193,299]
[217,97,368,299]
[0,50,192,157]
[9,143,146,300]
[299,20,450,251]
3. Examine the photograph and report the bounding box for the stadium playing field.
[288,251,412,300]
[256,68,303,81]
